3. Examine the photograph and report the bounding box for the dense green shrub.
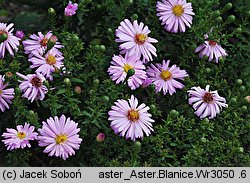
[0,0,249,166]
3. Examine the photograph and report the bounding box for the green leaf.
[71,78,85,83]
[57,88,66,95]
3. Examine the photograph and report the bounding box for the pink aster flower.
[2,123,38,150]
[0,75,14,112]
[108,95,155,141]
[38,114,82,160]
[22,31,62,57]
[147,60,188,95]
[64,1,78,16]
[156,0,195,33]
[15,30,25,39]
[195,39,227,63]
[188,85,228,119]
[115,19,158,63]
[16,72,48,102]
[108,54,147,90]
[29,50,64,80]
[0,22,20,58]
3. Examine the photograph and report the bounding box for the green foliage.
[0,0,249,167]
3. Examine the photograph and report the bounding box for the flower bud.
[236,79,243,85]
[134,141,141,152]
[107,28,113,33]
[128,0,133,4]
[127,68,135,77]
[95,45,100,49]
[226,15,236,23]
[240,86,246,92]
[15,87,21,93]
[99,45,106,52]
[93,78,100,85]
[205,68,211,73]
[238,147,244,153]
[5,72,13,78]
[241,105,248,113]
[64,78,71,87]
[101,96,110,102]
[96,4,101,9]
[212,10,220,18]
[131,14,138,20]
[222,3,233,12]
[245,96,250,103]
[169,109,179,118]
[47,35,58,51]
[215,16,223,23]
[96,133,105,142]
[74,86,81,94]
[0,32,8,43]
[48,7,56,15]
[235,27,242,33]
[89,89,94,95]
[200,137,207,143]
[230,97,237,104]
[15,31,25,39]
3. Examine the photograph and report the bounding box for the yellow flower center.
[40,38,49,47]
[135,33,147,44]
[172,5,184,17]
[55,134,68,144]
[203,92,214,103]
[123,64,133,73]
[46,54,57,65]
[128,110,140,122]
[17,132,26,140]
[160,70,172,80]
[0,90,2,95]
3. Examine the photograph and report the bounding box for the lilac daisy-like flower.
[38,114,82,160]
[195,39,227,63]
[2,123,38,150]
[64,1,78,16]
[188,85,228,119]
[156,0,195,33]
[29,50,64,80]
[115,19,158,63]
[108,54,147,90]
[23,31,62,57]
[0,75,14,112]
[147,60,188,95]
[16,72,48,102]
[0,22,20,58]
[108,95,155,141]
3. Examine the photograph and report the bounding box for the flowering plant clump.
[0,0,249,167]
